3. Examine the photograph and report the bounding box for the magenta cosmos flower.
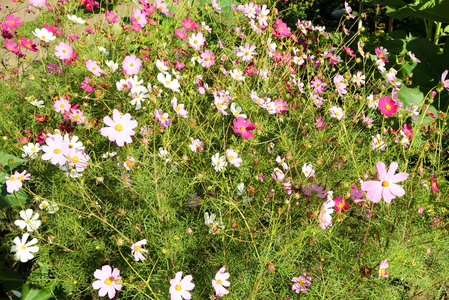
[378,95,398,117]
[361,162,409,204]
[92,265,123,299]
[122,55,142,75]
[169,271,195,300]
[232,117,256,140]
[100,109,138,147]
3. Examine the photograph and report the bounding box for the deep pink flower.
[175,28,188,40]
[4,14,22,30]
[18,38,38,52]
[92,265,123,299]
[4,40,19,54]
[122,55,142,75]
[100,109,138,147]
[105,11,119,23]
[181,18,196,30]
[334,197,349,212]
[232,117,256,140]
[343,45,356,57]
[430,175,438,193]
[361,162,409,204]
[378,95,398,117]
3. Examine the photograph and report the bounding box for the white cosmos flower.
[302,163,315,179]
[67,14,86,24]
[204,212,225,234]
[157,73,180,92]
[32,28,56,43]
[22,142,41,159]
[211,153,227,172]
[11,233,39,263]
[14,209,41,232]
[230,102,247,119]
[98,46,110,55]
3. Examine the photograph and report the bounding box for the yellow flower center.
[104,278,113,285]
[26,219,31,224]
[217,279,222,285]
[92,67,96,71]
[229,155,234,160]
[175,284,182,291]
[161,115,166,120]
[382,181,389,187]
[72,157,79,164]
[42,35,46,39]
[60,104,65,108]
[9,176,15,181]
[385,104,391,110]
[115,124,123,131]
[165,81,170,85]
[130,63,134,67]
[321,209,326,214]
[261,14,265,18]
[206,57,210,61]
[31,148,36,151]
[115,279,121,285]
[62,49,66,53]
[240,126,245,131]
[21,245,26,250]
[19,176,24,180]
[176,106,180,111]
[134,245,141,252]
[299,279,305,284]
[380,268,386,275]
[194,40,198,44]
[54,149,61,154]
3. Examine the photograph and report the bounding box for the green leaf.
[0,269,23,293]
[385,0,449,23]
[0,151,25,173]
[20,285,53,300]
[397,86,424,107]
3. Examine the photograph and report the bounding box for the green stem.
[426,19,434,41]
[434,21,442,45]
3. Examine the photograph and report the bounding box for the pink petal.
[366,187,382,203]
[375,162,387,180]
[386,162,398,179]
[381,188,395,204]
[112,109,121,122]
[103,116,115,127]
[107,286,116,299]
[388,183,405,197]
[180,290,192,299]
[92,280,104,289]
[101,265,112,277]
[390,172,408,183]
[361,180,381,191]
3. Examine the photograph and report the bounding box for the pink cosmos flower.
[92,265,123,299]
[211,0,221,13]
[226,149,242,167]
[4,40,20,54]
[378,95,398,117]
[378,259,389,279]
[257,4,270,27]
[334,197,349,212]
[156,0,169,15]
[201,50,215,68]
[430,175,438,193]
[361,162,409,204]
[85,60,104,77]
[274,99,288,113]
[343,45,356,57]
[41,134,69,166]
[29,0,47,8]
[291,273,312,293]
[232,117,256,140]
[100,109,138,147]
[375,47,389,62]
[154,109,172,128]
[318,195,335,230]
[181,18,196,31]
[54,98,71,113]
[189,139,204,152]
[4,14,22,30]
[5,170,31,193]
[212,267,230,297]
[18,38,38,52]
[189,32,205,51]
[81,77,95,92]
[169,271,195,300]
[122,55,142,75]
[302,183,328,198]
[350,184,365,203]
[131,239,148,261]
[175,28,189,40]
[171,97,188,119]
[54,42,73,60]
[441,70,449,91]
[105,11,119,23]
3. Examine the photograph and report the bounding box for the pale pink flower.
[156,0,169,15]
[122,55,142,75]
[100,109,138,147]
[92,265,123,299]
[226,149,242,167]
[189,32,205,51]
[131,239,148,261]
[85,60,103,77]
[54,98,70,113]
[54,42,73,60]
[292,273,312,293]
[169,271,195,300]
[361,162,409,204]
[378,259,389,279]
[201,50,215,67]
[236,43,257,62]
[441,70,449,91]
[257,4,269,26]
[41,134,69,166]
[302,163,315,179]
[5,171,31,194]
[189,139,204,152]
[329,106,344,121]
[211,0,221,13]
[171,97,188,119]
[212,267,230,297]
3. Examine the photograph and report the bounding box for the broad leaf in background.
[0,269,23,296]
[20,285,53,300]
[0,151,25,172]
